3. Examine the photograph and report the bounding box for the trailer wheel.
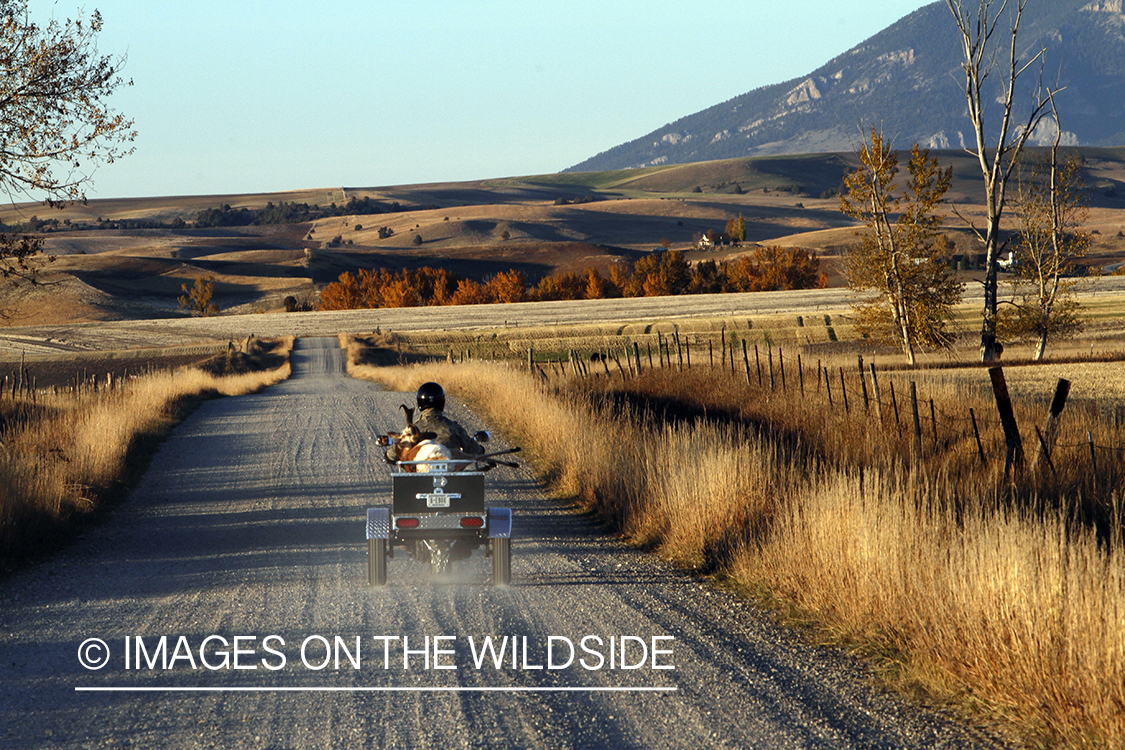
[368,538,387,586]
[492,537,510,586]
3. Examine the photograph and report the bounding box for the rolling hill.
[2,148,1125,326]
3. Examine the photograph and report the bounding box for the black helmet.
[416,381,445,411]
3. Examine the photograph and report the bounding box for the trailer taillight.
[396,518,420,529]
[459,516,485,529]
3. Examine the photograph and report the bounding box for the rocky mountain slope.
[568,0,1125,172]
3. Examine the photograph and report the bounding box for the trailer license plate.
[418,492,459,508]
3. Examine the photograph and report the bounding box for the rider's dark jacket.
[414,408,486,456]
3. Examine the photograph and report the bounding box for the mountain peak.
[567,0,1124,173]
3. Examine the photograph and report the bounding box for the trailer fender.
[488,507,512,539]
[366,507,390,540]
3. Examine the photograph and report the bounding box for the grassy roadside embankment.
[347,337,1123,749]
[0,337,294,570]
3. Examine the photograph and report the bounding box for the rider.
[413,381,487,457]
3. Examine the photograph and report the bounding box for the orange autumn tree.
[448,278,490,306]
[584,268,611,299]
[487,269,527,303]
[317,250,826,311]
[318,271,363,310]
[750,246,828,291]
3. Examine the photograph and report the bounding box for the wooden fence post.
[1034,378,1070,471]
[929,398,938,448]
[890,380,900,434]
[839,367,849,414]
[989,366,1024,469]
[858,355,869,411]
[755,346,762,386]
[742,339,752,386]
[1088,431,1097,476]
[1034,426,1057,478]
[768,346,775,391]
[779,348,786,392]
[910,381,922,449]
[612,352,626,381]
[970,407,986,465]
[633,342,643,376]
[798,354,805,395]
[868,363,882,421]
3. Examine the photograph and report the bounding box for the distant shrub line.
[193,196,402,228]
[1,196,412,233]
[318,247,827,311]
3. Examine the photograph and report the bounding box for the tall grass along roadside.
[348,338,1123,749]
[0,338,293,569]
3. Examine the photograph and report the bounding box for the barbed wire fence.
[514,332,1125,483]
[434,330,1124,487]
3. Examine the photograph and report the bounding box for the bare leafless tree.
[946,0,1058,361]
[1000,95,1089,360]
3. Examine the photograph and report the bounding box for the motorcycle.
[367,435,518,586]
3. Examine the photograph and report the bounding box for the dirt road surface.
[0,338,1002,749]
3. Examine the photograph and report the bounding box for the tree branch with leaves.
[179,276,219,318]
[0,1,135,205]
[0,0,133,312]
[840,128,961,365]
[999,97,1089,359]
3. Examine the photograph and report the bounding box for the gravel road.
[0,338,1004,749]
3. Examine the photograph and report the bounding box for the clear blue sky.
[62,1,936,199]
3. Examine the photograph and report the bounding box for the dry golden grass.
[0,338,293,564]
[741,475,1124,747]
[349,342,1124,749]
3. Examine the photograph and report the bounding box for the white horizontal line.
[76,686,677,693]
